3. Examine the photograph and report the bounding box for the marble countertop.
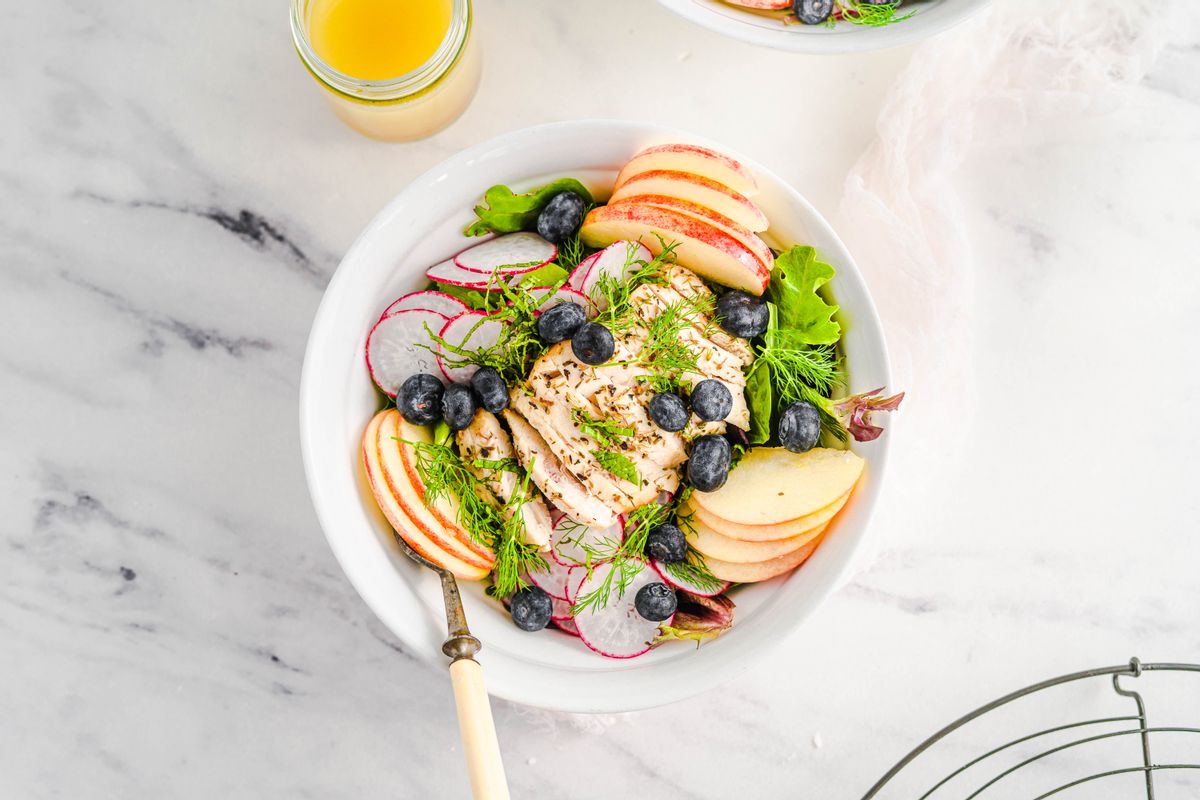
[4,0,1200,797]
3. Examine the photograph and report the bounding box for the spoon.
[392,531,510,799]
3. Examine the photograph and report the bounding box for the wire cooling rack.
[862,658,1200,799]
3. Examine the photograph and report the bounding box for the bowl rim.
[655,0,992,54]
[299,119,893,712]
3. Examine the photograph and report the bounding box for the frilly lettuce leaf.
[766,246,841,346]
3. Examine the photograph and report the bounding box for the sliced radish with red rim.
[454,232,556,274]
[427,259,519,290]
[436,311,505,383]
[651,559,731,598]
[574,559,672,659]
[527,556,575,602]
[567,252,601,292]
[365,308,448,396]
[382,290,469,320]
[550,517,625,567]
[550,595,573,621]
[553,617,580,637]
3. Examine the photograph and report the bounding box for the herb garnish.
[407,438,545,596]
[573,408,634,448]
[589,239,678,333]
[634,292,718,394]
[832,0,914,28]
[592,450,641,486]
[571,503,668,615]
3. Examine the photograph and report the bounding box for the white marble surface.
[4,0,1200,797]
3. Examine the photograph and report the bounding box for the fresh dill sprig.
[407,438,545,596]
[572,407,634,448]
[836,0,914,27]
[633,292,717,393]
[555,229,593,273]
[590,239,679,333]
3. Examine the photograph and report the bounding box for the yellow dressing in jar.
[291,0,480,141]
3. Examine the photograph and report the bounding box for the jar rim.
[290,0,470,102]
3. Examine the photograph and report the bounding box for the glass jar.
[290,0,480,142]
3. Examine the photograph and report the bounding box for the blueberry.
[687,434,732,493]
[634,582,678,622]
[690,380,733,422]
[649,392,688,432]
[510,586,553,631]
[470,366,509,413]
[715,291,770,339]
[646,523,688,563]
[571,322,615,366]
[536,301,587,344]
[779,401,821,453]
[536,192,587,245]
[793,0,834,24]
[397,373,444,425]
[441,383,478,431]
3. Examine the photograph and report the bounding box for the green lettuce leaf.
[593,450,640,486]
[767,246,841,346]
[465,179,594,238]
[745,358,773,445]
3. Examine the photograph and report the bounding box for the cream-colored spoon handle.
[449,658,509,800]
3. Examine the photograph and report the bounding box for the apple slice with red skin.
[361,411,489,580]
[609,194,774,274]
[580,203,769,296]
[609,169,769,233]
[614,143,759,198]
[375,411,494,571]
[395,416,496,566]
[702,534,826,584]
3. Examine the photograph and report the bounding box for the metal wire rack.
[862,658,1200,799]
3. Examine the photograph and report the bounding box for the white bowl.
[299,120,893,713]
[657,0,991,54]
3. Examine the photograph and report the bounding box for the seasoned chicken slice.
[662,264,755,365]
[503,409,618,529]
[456,411,552,550]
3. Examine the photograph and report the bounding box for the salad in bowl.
[300,121,898,711]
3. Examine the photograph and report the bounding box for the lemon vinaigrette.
[291,0,480,141]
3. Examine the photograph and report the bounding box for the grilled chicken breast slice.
[456,411,552,549]
[503,409,618,529]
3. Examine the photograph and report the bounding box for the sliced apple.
[682,490,851,542]
[609,169,768,233]
[395,416,496,565]
[691,447,864,525]
[580,203,769,295]
[361,411,488,581]
[702,534,825,584]
[614,144,759,198]
[686,512,827,563]
[375,411,494,571]
[609,194,774,274]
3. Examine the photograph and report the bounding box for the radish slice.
[578,241,653,309]
[524,285,593,317]
[455,232,556,274]
[550,596,573,621]
[436,311,505,383]
[382,290,469,320]
[574,560,672,659]
[427,259,519,290]
[550,517,625,567]
[365,308,448,396]
[565,566,586,602]
[553,617,580,637]
[567,252,601,292]
[651,559,731,598]
[528,557,576,602]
